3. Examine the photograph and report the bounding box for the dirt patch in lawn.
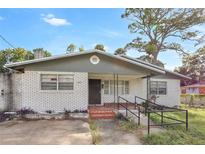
[94,119,142,145]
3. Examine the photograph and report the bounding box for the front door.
[89,79,101,105]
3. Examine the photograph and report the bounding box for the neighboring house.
[181,83,205,95]
[0,50,190,112]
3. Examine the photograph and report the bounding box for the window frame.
[40,73,74,91]
[103,80,110,95]
[40,74,58,91]
[125,80,129,94]
[150,81,167,95]
[103,80,129,95]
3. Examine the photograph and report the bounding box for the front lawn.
[142,105,205,144]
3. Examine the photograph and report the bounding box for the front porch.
[87,73,149,119]
[88,73,149,105]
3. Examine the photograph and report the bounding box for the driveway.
[0,120,92,145]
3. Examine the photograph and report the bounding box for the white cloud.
[41,14,71,26]
[0,16,4,20]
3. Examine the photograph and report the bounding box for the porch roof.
[120,55,191,80]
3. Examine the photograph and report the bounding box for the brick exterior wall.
[0,73,10,111]
[150,78,180,107]
[8,71,180,112]
[13,71,88,112]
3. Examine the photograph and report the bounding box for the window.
[41,74,57,90]
[58,74,74,90]
[110,80,115,95]
[150,81,167,95]
[104,80,129,95]
[158,81,167,95]
[41,74,74,90]
[125,81,129,94]
[150,81,158,95]
[104,80,109,94]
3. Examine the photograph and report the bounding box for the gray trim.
[121,55,191,80]
[4,49,190,80]
[5,51,91,68]
[5,50,165,75]
[22,53,156,75]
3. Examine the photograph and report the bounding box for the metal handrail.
[134,95,188,134]
[117,96,140,125]
[135,95,187,112]
[147,110,188,134]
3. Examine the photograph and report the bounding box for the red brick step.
[89,108,116,119]
[89,113,115,119]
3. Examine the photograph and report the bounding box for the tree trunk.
[152,51,159,62]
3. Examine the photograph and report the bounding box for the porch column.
[147,76,150,100]
[113,74,116,104]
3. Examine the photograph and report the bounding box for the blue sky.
[0,8,205,70]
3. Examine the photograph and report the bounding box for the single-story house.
[0,50,190,112]
[181,83,205,95]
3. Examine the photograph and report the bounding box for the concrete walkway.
[95,119,142,145]
[0,120,92,145]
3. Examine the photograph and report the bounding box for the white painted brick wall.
[149,78,180,107]
[11,71,180,111]
[13,71,88,112]
[12,73,23,110]
[0,74,9,111]
[99,76,180,107]
[102,78,146,103]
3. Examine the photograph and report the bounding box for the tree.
[114,48,126,55]
[94,44,106,52]
[122,9,205,64]
[79,46,85,52]
[66,44,76,53]
[0,48,34,72]
[25,51,34,60]
[175,46,205,86]
[138,55,165,68]
[33,48,51,58]
[0,48,52,72]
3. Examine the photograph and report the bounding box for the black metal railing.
[134,96,188,134]
[117,96,140,125]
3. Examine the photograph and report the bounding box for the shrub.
[142,101,149,108]
[64,108,70,119]
[17,107,36,116]
[116,112,128,121]
[45,110,54,114]
[0,112,13,122]
[73,109,87,113]
[119,118,140,132]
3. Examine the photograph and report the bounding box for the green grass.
[142,105,205,144]
[119,119,139,132]
[88,119,101,144]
